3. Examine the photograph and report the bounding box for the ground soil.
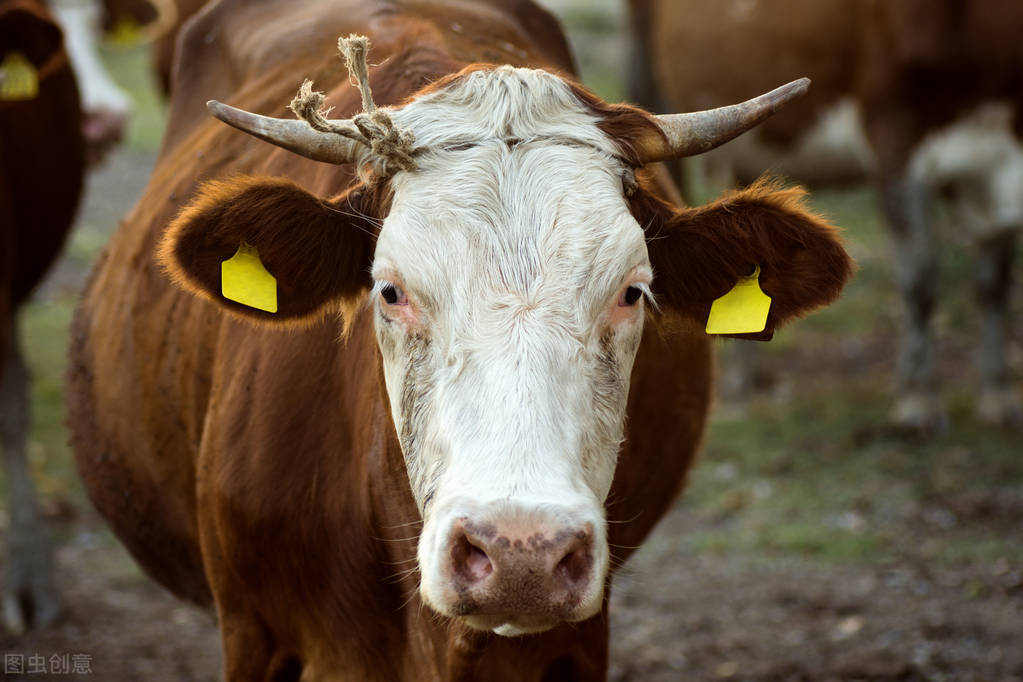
[2,501,1021,681]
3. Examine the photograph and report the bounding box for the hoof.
[891,392,948,436]
[977,386,1023,428]
[1,595,27,636]
[1,583,62,634]
[2,537,62,633]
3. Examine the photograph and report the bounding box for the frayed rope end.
[288,34,416,175]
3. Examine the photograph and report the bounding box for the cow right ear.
[158,176,378,325]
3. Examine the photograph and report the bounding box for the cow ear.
[158,176,377,325]
[0,3,63,68]
[644,180,854,340]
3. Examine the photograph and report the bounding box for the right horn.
[206,100,361,165]
[636,78,811,164]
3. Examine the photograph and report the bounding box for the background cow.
[1,0,86,633]
[629,0,1023,432]
[48,0,136,163]
[66,0,850,679]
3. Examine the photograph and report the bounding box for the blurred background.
[1,0,1021,680]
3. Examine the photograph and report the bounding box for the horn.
[206,101,360,164]
[636,78,811,163]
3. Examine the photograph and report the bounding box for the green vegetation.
[100,42,166,150]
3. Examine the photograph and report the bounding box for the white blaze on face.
[371,67,651,633]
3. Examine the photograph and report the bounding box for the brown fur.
[66,1,850,680]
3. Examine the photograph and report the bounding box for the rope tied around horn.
[289,34,416,175]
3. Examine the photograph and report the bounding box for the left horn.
[636,78,811,164]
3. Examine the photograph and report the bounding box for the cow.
[629,0,1023,432]
[99,0,210,95]
[47,0,140,163]
[1,0,86,632]
[66,0,852,678]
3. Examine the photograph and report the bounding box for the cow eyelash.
[380,283,408,306]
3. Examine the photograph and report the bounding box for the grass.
[4,7,1022,578]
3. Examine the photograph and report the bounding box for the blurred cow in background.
[98,0,210,95]
[47,0,209,158]
[47,0,136,163]
[630,0,1023,432]
[0,0,170,634]
[1,0,86,632]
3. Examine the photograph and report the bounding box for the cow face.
[372,68,652,634]
[160,65,852,638]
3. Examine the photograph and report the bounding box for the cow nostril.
[450,533,493,584]
[554,545,592,587]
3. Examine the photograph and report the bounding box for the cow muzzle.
[419,501,607,636]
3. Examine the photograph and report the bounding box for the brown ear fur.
[157,176,379,325]
[635,178,854,340]
[0,3,64,73]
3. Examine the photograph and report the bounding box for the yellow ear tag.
[221,242,278,313]
[0,52,39,101]
[706,265,771,334]
[108,19,142,48]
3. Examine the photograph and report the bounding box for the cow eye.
[619,286,643,307]
[380,283,407,306]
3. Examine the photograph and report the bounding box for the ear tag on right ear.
[706,265,771,334]
[0,52,39,101]
[221,242,278,313]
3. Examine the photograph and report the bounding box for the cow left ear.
[158,175,378,325]
[642,180,854,340]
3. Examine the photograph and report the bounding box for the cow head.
[160,60,851,636]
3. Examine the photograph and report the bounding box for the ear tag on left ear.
[108,19,143,48]
[706,265,771,334]
[221,242,278,313]
[0,52,39,101]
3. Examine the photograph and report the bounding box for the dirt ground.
[2,501,1021,681]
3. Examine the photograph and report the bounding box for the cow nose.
[445,517,595,618]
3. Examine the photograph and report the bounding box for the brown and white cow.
[1,0,86,632]
[47,0,137,163]
[630,0,1023,431]
[67,0,851,678]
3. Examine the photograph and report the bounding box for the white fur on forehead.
[390,66,623,159]
[379,140,646,314]
[374,64,648,346]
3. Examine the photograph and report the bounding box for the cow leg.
[218,610,284,681]
[974,230,1022,426]
[879,174,947,433]
[1,319,61,633]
